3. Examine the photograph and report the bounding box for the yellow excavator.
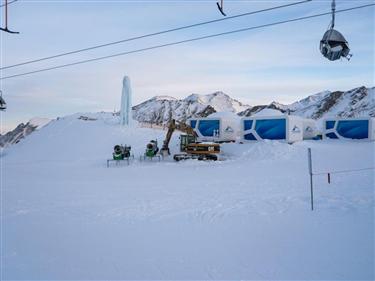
[160,119,220,161]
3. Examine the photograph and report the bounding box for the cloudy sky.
[1,0,374,132]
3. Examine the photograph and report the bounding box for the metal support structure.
[331,0,336,29]
[307,148,314,211]
[216,0,227,16]
[0,0,19,34]
[107,155,134,167]
[140,154,161,162]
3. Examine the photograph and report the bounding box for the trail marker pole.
[308,148,314,211]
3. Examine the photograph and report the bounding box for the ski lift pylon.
[0,90,7,111]
[320,0,351,61]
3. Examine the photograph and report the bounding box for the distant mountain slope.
[132,91,249,124]
[289,86,374,119]
[133,86,374,123]
[0,118,51,148]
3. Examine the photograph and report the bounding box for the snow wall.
[323,117,375,140]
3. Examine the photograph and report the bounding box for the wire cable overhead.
[1,3,374,80]
[0,0,311,70]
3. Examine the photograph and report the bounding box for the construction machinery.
[107,144,134,167]
[160,119,220,161]
[173,142,220,161]
[160,119,198,157]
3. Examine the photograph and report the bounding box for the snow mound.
[222,141,304,161]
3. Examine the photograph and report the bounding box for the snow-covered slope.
[2,112,374,279]
[132,91,249,124]
[289,86,375,119]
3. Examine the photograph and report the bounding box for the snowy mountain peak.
[133,91,251,124]
[151,95,177,102]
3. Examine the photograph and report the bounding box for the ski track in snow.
[1,113,374,280]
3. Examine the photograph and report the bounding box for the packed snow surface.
[2,112,374,280]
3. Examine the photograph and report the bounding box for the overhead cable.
[1,3,374,80]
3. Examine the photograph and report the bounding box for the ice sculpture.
[120,76,132,126]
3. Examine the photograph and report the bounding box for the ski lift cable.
[1,3,374,81]
[0,0,17,8]
[0,0,312,70]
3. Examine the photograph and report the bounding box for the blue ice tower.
[120,76,132,126]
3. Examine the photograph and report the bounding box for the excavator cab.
[180,134,197,152]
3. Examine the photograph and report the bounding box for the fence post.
[308,148,314,211]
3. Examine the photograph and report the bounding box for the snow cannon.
[146,140,159,157]
[113,145,124,160]
[141,140,161,161]
[107,144,134,167]
[113,145,131,160]
[113,145,132,160]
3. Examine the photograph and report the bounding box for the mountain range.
[1,86,374,148]
[133,86,374,124]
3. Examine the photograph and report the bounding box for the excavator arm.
[160,119,197,155]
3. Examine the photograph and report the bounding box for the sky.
[0,0,374,133]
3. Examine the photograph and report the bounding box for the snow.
[2,112,374,279]
[28,117,52,129]
[207,111,241,119]
[133,91,250,124]
[151,95,177,101]
[253,108,285,117]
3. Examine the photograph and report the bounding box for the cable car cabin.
[0,95,6,111]
[319,0,351,61]
[320,29,351,61]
